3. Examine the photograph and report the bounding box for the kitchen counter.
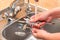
[25,0,60,9]
[0,0,14,11]
[0,19,8,40]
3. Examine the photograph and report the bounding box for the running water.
[34,0,39,20]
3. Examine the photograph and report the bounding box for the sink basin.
[43,19,60,33]
[2,8,60,40]
[2,22,32,40]
[2,18,60,40]
[2,4,60,40]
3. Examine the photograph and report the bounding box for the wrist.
[47,8,60,17]
[43,33,53,40]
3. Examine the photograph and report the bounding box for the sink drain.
[15,32,26,36]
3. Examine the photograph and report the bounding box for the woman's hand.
[32,28,60,40]
[32,28,51,40]
[30,11,53,28]
[30,8,60,28]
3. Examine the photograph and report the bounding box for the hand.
[32,28,60,40]
[30,12,53,28]
[32,28,51,39]
[30,8,60,28]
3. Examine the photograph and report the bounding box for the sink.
[2,4,60,40]
[2,22,32,40]
[44,19,60,33]
[2,13,38,40]
[2,17,60,40]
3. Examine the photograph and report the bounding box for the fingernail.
[30,19,33,21]
[34,23,38,26]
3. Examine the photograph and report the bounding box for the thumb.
[46,16,52,22]
[30,13,42,22]
[32,28,39,37]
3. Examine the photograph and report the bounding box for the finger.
[30,13,41,22]
[32,28,39,33]
[30,15,35,20]
[46,16,52,22]
[30,16,39,22]
[32,28,39,37]
[30,15,35,22]
[32,22,46,29]
[32,28,49,39]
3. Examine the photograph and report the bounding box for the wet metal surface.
[44,19,60,33]
[2,22,31,40]
[2,18,60,40]
[1,1,60,40]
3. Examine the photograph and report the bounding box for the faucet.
[26,0,32,15]
[11,0,21,17]
[3,0,22,21]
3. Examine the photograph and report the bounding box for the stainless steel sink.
[2,8,60,40]
[2,13,38,40]
[2,4,60,40]
[43,19,60,33]
[2,18,60,40]
[2,22,31,40]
